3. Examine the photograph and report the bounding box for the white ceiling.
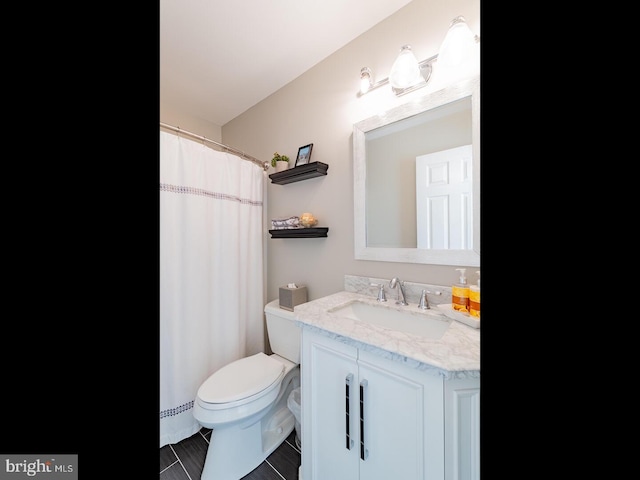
[160,0,414,127]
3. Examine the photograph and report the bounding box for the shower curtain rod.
[160,122,269,171]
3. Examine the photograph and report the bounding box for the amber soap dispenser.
[469,270,480,318]
[452,268,470,313]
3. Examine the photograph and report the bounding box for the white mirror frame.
[353,76,480,266]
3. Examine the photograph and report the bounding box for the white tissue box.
[279,285,308,311]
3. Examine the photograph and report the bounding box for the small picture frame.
[294,143,314,167]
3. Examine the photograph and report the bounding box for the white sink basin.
[328,300,452,340]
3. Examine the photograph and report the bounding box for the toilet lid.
[198,352,284,404]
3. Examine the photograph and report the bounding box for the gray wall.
[160,102,223,143]
[161,0,480,304]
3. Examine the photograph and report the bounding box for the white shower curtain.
[160,130,265,447]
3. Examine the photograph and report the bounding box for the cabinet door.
[358,349,444,480]
[444,377,480,480]
[302,330,359,480]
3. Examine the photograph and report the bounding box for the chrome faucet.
[389,277,408,306]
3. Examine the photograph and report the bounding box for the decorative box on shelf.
[269,161,329,185]
[269,227,329,238]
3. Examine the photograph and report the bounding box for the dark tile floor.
[160,427,301,480]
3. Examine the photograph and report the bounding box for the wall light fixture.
[358,15,479,97]
[437,16,479,69]
[360,67,373,94]
[389,45,422,90]
[358,48,436,97]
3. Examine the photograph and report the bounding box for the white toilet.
[193,299,301,480]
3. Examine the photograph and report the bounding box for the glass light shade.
[360,67,372,94]
[437,16,477,69]
[389,45,422,89]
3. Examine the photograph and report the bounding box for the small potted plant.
[271,152,290,172]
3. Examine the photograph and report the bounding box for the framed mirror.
[353,76,480,266]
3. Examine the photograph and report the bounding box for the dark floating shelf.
[269,161,329,184]
[269,227,329,238]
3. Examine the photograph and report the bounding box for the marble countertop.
[293,291,480,379]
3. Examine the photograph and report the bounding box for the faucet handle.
[418,289,429,309]
[370,283,387,302]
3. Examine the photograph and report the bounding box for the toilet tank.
[264,299,301,363]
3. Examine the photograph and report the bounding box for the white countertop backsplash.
[292,275,480,380]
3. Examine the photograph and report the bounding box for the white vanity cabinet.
[301,329,445,480]
[444,376,480,480]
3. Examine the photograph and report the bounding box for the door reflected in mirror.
[415,143,472,250]
[353,77,479,266]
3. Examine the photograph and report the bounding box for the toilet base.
[201,411,294,480]
[200,366,299,480]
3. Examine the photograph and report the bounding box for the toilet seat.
[197,352,285,409]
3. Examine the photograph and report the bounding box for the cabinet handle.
[345,374,353,450]
[359,379,368,460]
